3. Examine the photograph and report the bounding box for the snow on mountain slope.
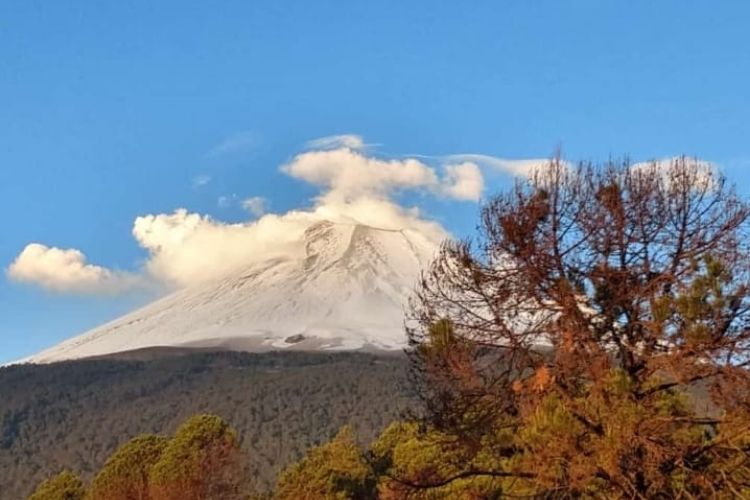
[23,221,439,363]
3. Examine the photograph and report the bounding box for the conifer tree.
[275,426,375,500]
[28,470,86,500]
[148,414,244,500]
[87,434,168,500]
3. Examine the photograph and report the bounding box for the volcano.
[24,220,439,363]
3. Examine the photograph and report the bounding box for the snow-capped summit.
[23,220,439,363]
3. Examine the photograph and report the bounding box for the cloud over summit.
[6,136,538,294]
[283,147,483,202]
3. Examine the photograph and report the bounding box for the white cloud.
[6,244,141,294]
[131,198,447,288]
[441,162,484,201]
[283,148,483,202]
[241,196,267,217]
[443,154,555,177]
[630,157,717,190]
[11,137,720,297]
[129,144,463,288]
[305,134,367,151]
[132,209,300,287]
[8,137,499,293]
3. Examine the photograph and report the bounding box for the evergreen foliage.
[28,470,85,500]
[0,351,414,499]
[275,426,374,500]
[149,414,244,500]
[370,422,506,499]
[87,434,168,500]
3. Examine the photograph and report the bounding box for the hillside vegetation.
[0,351,415,499]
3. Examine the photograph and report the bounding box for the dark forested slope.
[0,351,415,499]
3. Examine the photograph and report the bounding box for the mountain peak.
[22,219,440,364]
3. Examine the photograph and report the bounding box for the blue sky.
[2,1,750,363]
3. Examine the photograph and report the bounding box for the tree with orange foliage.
[87,434,168,500]
[148,414,246,500]
[407,158,750,498]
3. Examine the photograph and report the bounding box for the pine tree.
[148,414,245,500]
[275,426,375,500]
[87,434,168,500]
[28,470,86,500]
